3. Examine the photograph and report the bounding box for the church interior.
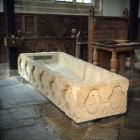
[0,0,140,139]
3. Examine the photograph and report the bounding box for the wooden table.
[91,41,140,81]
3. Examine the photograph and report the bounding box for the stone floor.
[0,64,140,140]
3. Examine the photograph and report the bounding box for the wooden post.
[127,0,139,41]
[88,16,94,63]
[3,0,17,70]
[3,0,15,36]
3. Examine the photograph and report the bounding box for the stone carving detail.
[25,61,28,76]
[39,70,44,89]
[84,85,126,116]
[84,89,100,115]
[18,52,129,123]
[31,65,35,82]
[18,58,22,73]
[109,85,125,112]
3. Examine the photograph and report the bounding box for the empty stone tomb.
[18,52,129,123]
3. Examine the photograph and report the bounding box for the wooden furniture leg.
[110,51,118,73]
[93,48,98,65]
[118,53,126,76]
[130,51,135,79]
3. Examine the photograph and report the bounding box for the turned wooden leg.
[130,51,135,79]
[118,53,126,76]
[110,51,118,73]
[93,48,98,65]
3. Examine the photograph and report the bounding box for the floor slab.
[0,76,140,140]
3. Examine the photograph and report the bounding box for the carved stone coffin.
[18,52,129,123]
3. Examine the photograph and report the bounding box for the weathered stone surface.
[18,52,129,123]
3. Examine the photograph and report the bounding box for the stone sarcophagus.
[18,52,129,123]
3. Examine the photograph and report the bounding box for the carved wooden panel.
[15,14,88,37]
[48,42,61,52]
[37,16,48,36]
[25,16,34,33]
[18,37,75,56]
[15,15,22,32]
[92,17,128,42]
